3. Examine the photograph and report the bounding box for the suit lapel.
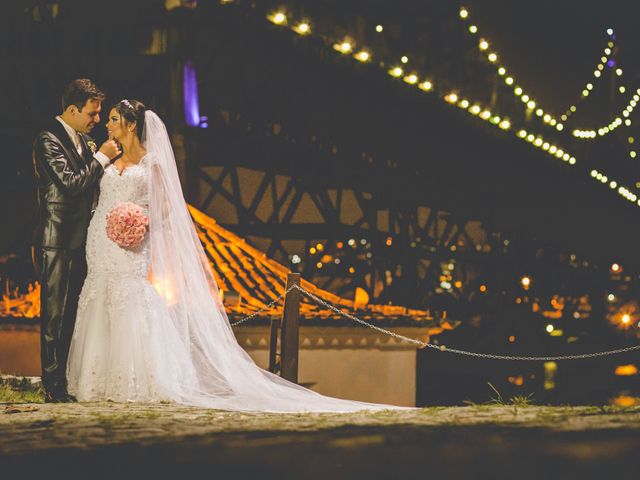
[49,120,84,171]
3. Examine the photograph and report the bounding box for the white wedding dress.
[67,111,410,413]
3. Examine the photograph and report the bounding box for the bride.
[67,100,409,413]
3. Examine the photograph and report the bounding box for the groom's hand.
[99,140,122,161]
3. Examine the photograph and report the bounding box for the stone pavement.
[1,400,640,479]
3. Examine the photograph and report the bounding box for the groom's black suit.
[32,119,104,396]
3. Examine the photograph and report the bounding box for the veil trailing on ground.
[142,110,407,412]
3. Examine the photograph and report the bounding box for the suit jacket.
[32,119,104,249]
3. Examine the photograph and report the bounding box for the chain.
[293,284,640,361]
[229,285,297,327]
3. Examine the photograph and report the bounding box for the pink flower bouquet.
[105,202,149,249]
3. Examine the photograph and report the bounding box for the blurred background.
[1,0,639,407]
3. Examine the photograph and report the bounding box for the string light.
[572,88,640,140]
[243,2,640,209]
[354,50,371,62]
[293,21,311,35]
[333,40,353,54]
[561,30,617,121]
[457,6,562,129]
[268,10,287,25]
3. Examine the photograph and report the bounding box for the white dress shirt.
[56,116,110,168]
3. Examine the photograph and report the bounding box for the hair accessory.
[121,99,133,109]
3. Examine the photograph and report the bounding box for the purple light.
[607,59,616,68]
[183,60,200,127]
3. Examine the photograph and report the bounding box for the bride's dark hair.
[113,99,146,139]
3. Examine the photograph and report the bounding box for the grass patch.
[0,377,44,404]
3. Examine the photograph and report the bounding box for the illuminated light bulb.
[479,39,489,50]
[354,50,370,62]
[403,73,418,84]
[293,22,311,35]
[401,55,409,64]
[594,70,601,78]
[334,41,353,54]
[546,324,555,333]
[616,68,623,76]
[505,76,514,86]
[269,11,287,25]
[542,142,550,150]
[469,25,478,34]
[534,138,543,147]
[563,153,570,161]
[459,7,469,18]
[419,81,433,92]
[526,134,535,142]
[517,130,527,138]
[556,124,564,131]
[375,24,383,33]
[487,52,498,63]
[625,119,632,126]
[561,114,568,121]
[459,99,470,108]
[608,41,614,48]
[521,94,530,102]
[548,145,557,154]
[610,181,618,189]
[619,86,626,93]
[600,56,607,63]
[570,105,577,112]
[623,110,630,118]
[521,276,531,287]
[586,83,593,90]
[622,314,631,324]
[607,28,614,35]
[555,149,564,158]
[631,151,637,158]
[446,93,458,103]
[590,170,598,177]
[550,118,557,126]
[389,66,403,77]
[536,108,543,116]
[480,110,491,120]
[514,87,523,96]
[470,105,481,115]
[604,48,612,55]
[498,67,506,75]
[601,176,608,182]
[499,119,511,130]
[629,137,635,144]
[543,114,551,123]
[582,89,589,97]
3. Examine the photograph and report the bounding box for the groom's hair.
[61,79,106,113]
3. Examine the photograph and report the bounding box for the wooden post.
[280,273,301,383]
[268,317,281,374]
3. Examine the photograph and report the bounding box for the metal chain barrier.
[229,284,298,327]
[293,284,640,361]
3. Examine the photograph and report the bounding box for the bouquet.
[105,202,149,249]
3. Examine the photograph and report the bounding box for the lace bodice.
[85,157,150,278]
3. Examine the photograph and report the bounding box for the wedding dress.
[67,111,410,412]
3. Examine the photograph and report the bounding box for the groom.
[32,79,121,402]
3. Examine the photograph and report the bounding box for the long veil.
[143,110,408,412]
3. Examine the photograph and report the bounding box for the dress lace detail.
[68,156,200,403]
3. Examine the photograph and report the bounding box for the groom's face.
[73,99,102,134]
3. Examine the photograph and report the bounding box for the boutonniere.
[86,139,97,154]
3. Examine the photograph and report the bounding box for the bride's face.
[106,108,135,141]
